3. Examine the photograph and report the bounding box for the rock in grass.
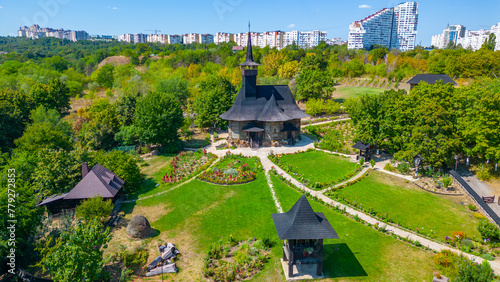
[127,215,152,239]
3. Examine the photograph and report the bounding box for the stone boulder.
[126,215,152,239]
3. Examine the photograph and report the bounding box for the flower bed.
[216,142,236,150]
[162,150,216,183]
[203,235,270,282]
[198,153,261,185]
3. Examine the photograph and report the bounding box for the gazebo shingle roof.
[272,195,339,240]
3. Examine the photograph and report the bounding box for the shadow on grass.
[127,177,164,201]
[323,243,367,279]
[333,98,346,104]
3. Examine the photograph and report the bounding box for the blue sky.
[0,0,498,46]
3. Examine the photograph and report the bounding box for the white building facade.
[348,1,418,51]
[455,22,500,51]
[431,25,466,49]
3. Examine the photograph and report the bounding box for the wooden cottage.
[38,162,124,214]
[220,31,308,148]
[272,194,339,278]
[407,74,457,90]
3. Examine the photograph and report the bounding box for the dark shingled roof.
[272,195,339,240]
[407,74,457,85]
[352,141,370,151]
[220,85,308,121]
[37,193,68,206]
[64,164,124,200]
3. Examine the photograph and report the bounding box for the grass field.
[327,171,481,241]
[276,150,358,185]
[333,86,386,102]
[271,174,435,281]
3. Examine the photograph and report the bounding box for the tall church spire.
[240,23,259,68]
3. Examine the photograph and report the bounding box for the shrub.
[442,174,453,189]
[434,251,453,268]
[370,159,376,168]
[384,163,396,172]
[477,165,492,181]
[456,257,494,282]
[468,204,477,211]
[76,195,113,223]
[461,238,474,248]
[451,231,467,242]
[213,132,218,139]
[481,254,494,261]
[397,162,411,174]
[477,219,500,241]
[474,213,486,220]
[359,157,365,166]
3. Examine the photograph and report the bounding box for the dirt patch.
[97,55,131,69]
[131,204,172,222]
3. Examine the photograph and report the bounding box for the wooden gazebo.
[352,141,372,161]
[272,195,339,278]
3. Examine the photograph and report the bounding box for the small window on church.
[274,128,277,133]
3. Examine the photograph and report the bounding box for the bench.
[483,196,495,203]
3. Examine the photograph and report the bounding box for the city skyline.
[0,0,499,46]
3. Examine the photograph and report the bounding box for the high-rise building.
[431,25,466,49]
[348,1,418,51]
[215,32,236,44]
[455,22,500,51]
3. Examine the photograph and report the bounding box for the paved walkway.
[304,117,351,127]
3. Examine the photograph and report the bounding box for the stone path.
[122,158,221,203]
[304,116,351,127]
[319,166,371,193]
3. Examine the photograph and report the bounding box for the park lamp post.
[455,155,458,171]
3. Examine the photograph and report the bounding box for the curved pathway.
[122,157,221,203]
[266,156,500,273]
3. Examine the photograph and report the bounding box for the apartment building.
[348,1,419,51]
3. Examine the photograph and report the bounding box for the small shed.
[272,194,339,278]
[407,74,457,90]
[352,141,372,161]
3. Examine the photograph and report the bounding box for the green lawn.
[327,171,480,241]
[276,150,358,185]
[333,86,385,102]
[271,174,435,281]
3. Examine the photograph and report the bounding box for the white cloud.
[0,6,3,9]
[287,24,295,28]
[358,4,371,8]
[112,6,119,10]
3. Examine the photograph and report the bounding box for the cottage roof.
[64,164,124,200]
[37,193,68,206]
[272,194,339,240]
[407,74,457,85]
[220,85,308,122]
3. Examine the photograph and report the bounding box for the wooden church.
[220,31,308,148]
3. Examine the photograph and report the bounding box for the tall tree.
[192,75,236,129]
[29,79,71,114]
[295,68,336,100]
[135,91,184,152]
